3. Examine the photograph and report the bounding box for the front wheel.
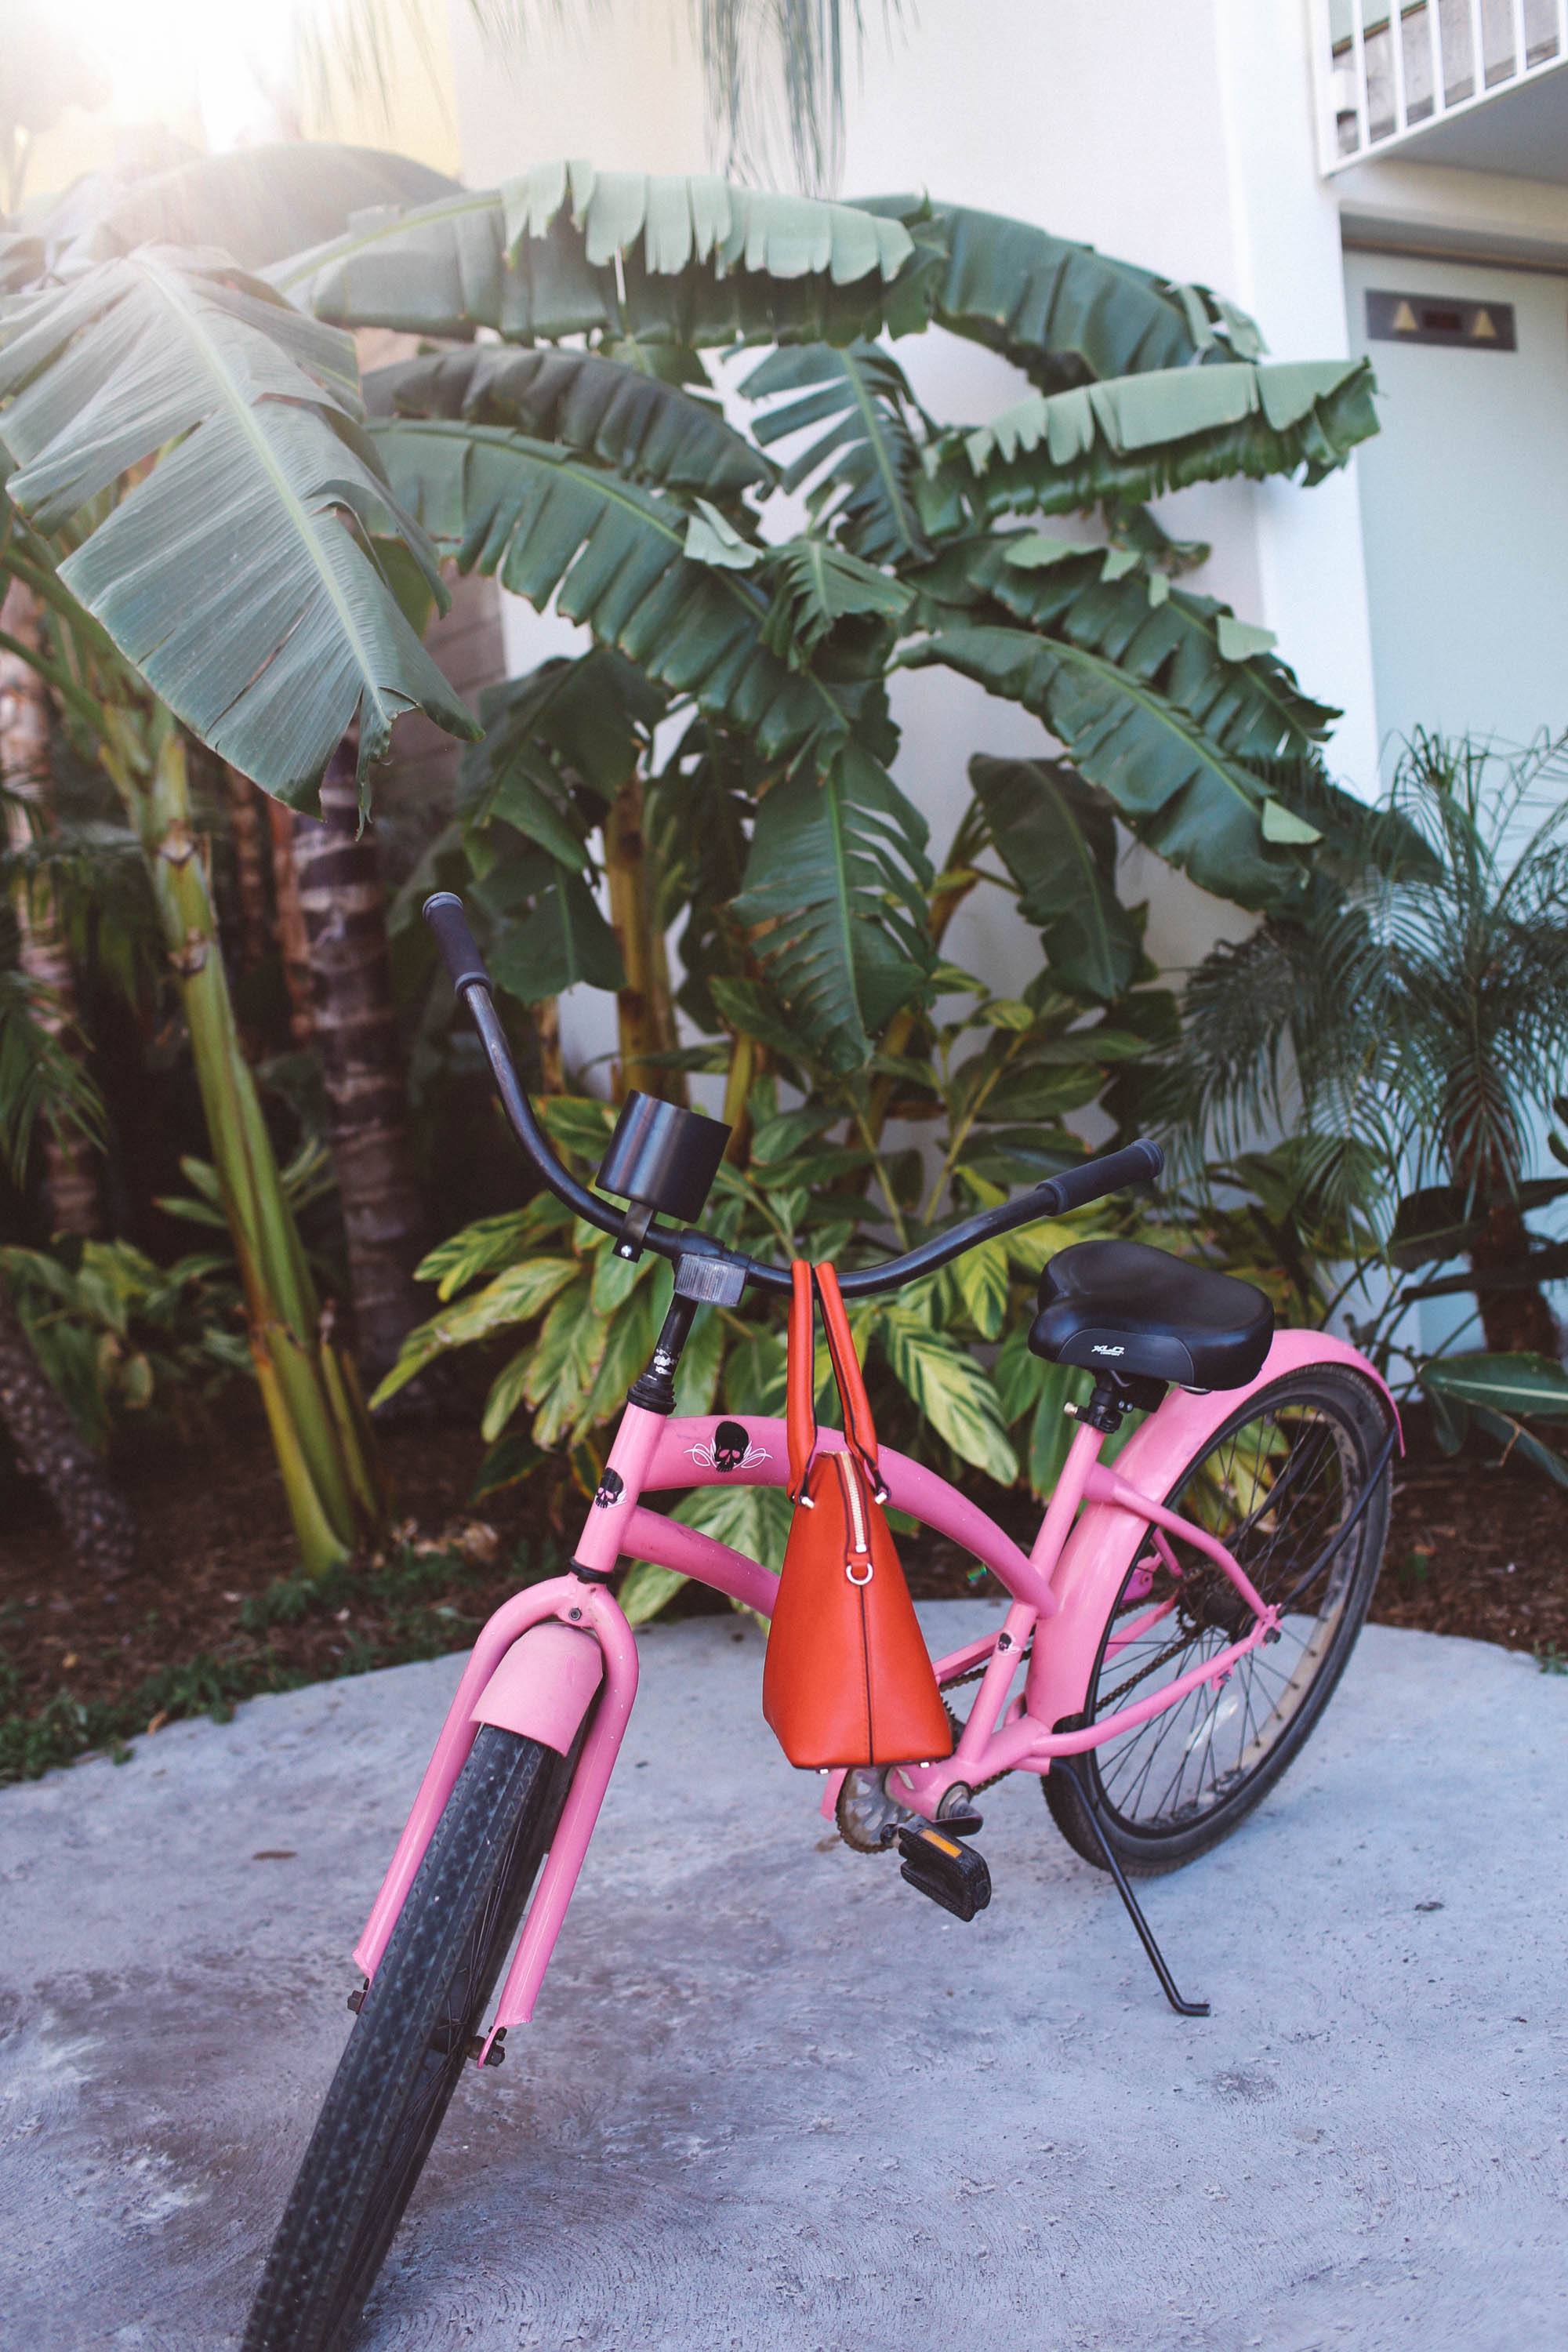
[245,1725,571,2352]
[1045,1366,1391,1877]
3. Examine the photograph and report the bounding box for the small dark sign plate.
[1366,289,1516,351]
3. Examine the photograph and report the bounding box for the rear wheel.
[1045,1367,1391,1877]
[244,1726,571,2352]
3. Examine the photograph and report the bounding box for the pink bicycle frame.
[356,1330,1397,2056]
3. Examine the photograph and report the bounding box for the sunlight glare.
[60,0,301,151]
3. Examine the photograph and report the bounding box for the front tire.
[1046,1367,1391,1877]
[245,1725,571,2352]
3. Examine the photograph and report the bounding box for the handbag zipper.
[835,1448,870,1559]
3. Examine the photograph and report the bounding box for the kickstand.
[1051,1759,1210,2018]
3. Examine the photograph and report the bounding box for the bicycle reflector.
[597,1091,731,1223]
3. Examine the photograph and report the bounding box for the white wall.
[443,0,1386,1069]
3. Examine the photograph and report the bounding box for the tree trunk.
[603,773,685,1104]
[267,797,316,1049]
[0,1267,136,1577]
[1467,1190,1561,1356]
[0,581,100,1236]
[534,993,564,1095]
[100,719,383,1570]
[292,742,430,1385]
[221,764,273,978]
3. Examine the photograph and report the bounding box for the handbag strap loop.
[786,1258,883,1500]
[786,1260,816,1498]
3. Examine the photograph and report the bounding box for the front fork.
[354,1570,638,2059]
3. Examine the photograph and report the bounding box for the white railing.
[1312,0,1568,171]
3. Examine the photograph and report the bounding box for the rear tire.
[244,1726,571,2352]
[1045,1367,1390,1877]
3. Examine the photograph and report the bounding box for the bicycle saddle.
[1028,1239,1273,1390]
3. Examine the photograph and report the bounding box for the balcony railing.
[1313,0,1568,170]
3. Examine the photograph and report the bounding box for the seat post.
[1069,1369,1170,1437]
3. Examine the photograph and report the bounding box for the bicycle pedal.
[896,1824,992,1922]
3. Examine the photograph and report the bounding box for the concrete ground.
[0,1602,1564,2352]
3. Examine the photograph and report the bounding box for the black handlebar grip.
[423,892,492,995]
[1036,1136,1163,1216]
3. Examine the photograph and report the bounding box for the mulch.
[1,1403,1563,1770]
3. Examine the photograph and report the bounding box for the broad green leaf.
[953,1232,1011,1340]
[580,1280,665,1429]
[481,1345,536,1443]
[731,742,934,1073]
[486,869,626,1001]
[743,339,928,562]
[954,359,1378,517]
[908,623,1305,909]
[1468,1406,1568,1490]
[525,1277,610,1448]
[1418,1352,1568,1423]
[919,532,1338,761]
[617,1562,690,1624]
[368,343,770,497]
[872,1305,1018,1485]
[684,497,762,568]
[970,754,1141,1000]
[276,164,916,349]
[376,419,854,764]
[371,1253,579,1403]
[858,196,1264,388]
[673,1479,793,1573]
[415,1196,570,1299]
[63,142,462,271]
[0,251,476,804]
[760,539,913,662]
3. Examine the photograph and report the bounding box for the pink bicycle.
[245,895,1398,2351]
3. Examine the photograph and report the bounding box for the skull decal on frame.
[685,1421,771,1473]
[593,1467,625,1509]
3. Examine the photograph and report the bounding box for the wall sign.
[1365,290,1516,351]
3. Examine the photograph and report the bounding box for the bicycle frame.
[355,1328,1397,2057]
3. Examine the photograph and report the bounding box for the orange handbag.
[761,1261,953,1771]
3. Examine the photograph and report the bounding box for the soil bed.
[2,1406,1562,1781]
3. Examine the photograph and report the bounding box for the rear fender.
[1025,1331,1400,1736]
[472,1621,604,1753]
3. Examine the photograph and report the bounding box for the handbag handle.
[815,1264,881,1489]
[786,1260,816,1497]
[786,1259,883,1499]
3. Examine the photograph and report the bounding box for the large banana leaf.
[276,162,919,349]
[43,142,463,272]
[918,532,1338,763]
[858,195,1264,389]
[1418,1350,1568,1489]
[0,249,474,803]
[374,416,854,762]
[953,359,1379,518]
[368,345,771,499]
[731,743,933,1072]
[907,622,1309,908]
[742,340,928,563]
[969,754,1142,1000]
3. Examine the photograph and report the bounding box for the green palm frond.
[742,339,929,561]
[368,344,773,499]
[950,359,1379,519]
[858,195,1265,387]
[0,249,477,804]
[275,162,917,347]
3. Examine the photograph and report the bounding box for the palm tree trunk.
[1467,1191,1560,1356]
[221,764,273,978]
[0,1267,136,1577]
[267,797,316,1048]
[0,581,100,1237]
[292,742,430,1384]
[101,718,383,1570]
[604,773,685,1103]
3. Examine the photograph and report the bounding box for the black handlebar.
[424,892,1163,1300]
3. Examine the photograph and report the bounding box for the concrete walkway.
[1,1603,1564,2352]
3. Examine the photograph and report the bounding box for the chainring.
[834,1656,1027,1853]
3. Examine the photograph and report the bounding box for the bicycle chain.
[939,1644,1033,1799]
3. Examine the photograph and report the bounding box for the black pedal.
[897,1824,992,1922]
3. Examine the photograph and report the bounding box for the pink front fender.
[1025,1331,1399,1736]
[473,1621,604,1752]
